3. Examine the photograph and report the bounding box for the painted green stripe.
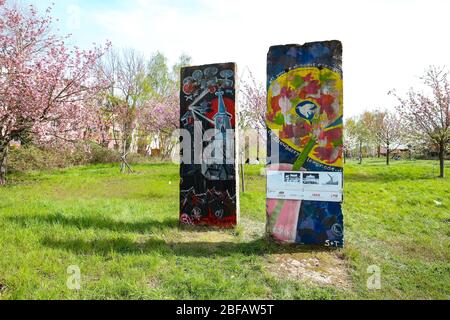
[292,137,317,171]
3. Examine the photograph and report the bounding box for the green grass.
[0,159,449,300]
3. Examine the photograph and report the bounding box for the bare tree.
[372,110,405,165]
[99,48,146,173]
[391,66,450,177]
[345,113,372,164]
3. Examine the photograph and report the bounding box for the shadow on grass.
[10,214,338,256]
[8,214,247,235]
[41,235,336,257]
[7,214,179,234]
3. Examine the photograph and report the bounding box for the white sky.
[29,0,450,118]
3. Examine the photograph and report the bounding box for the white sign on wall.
[267,171,343,202]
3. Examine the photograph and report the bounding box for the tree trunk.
[386,145,390,166]
[438,142,445,178]
[358,141,363,164]
[120,139,133,174]
[240,163,245,193]
[0,144,9,186]
[377,145,381,158]
[120,152,133,174]
[120,141,126,173]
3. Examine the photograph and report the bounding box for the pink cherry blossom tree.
[238,68,266,167]
[239,68,266,138]
[391,66,450,178]
[238,68,266,191]
[0,1,108,184]
[139,52,188,159]
[139,91,179,159]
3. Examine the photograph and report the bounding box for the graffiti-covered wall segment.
[266,41,344,247]
[180,63,238,228]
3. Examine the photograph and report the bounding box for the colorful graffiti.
[266,41,344,247]
[180,63,238,228]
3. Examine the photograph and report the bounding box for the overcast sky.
[28,0,450,118]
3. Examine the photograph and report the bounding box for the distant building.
[380,145,410,156]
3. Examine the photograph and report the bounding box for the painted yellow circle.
[267,67,343,167]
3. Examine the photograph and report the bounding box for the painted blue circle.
[295,101,319,121]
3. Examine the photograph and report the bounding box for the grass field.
[0,159,448,300]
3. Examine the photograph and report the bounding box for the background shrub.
[8,143,169,174]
